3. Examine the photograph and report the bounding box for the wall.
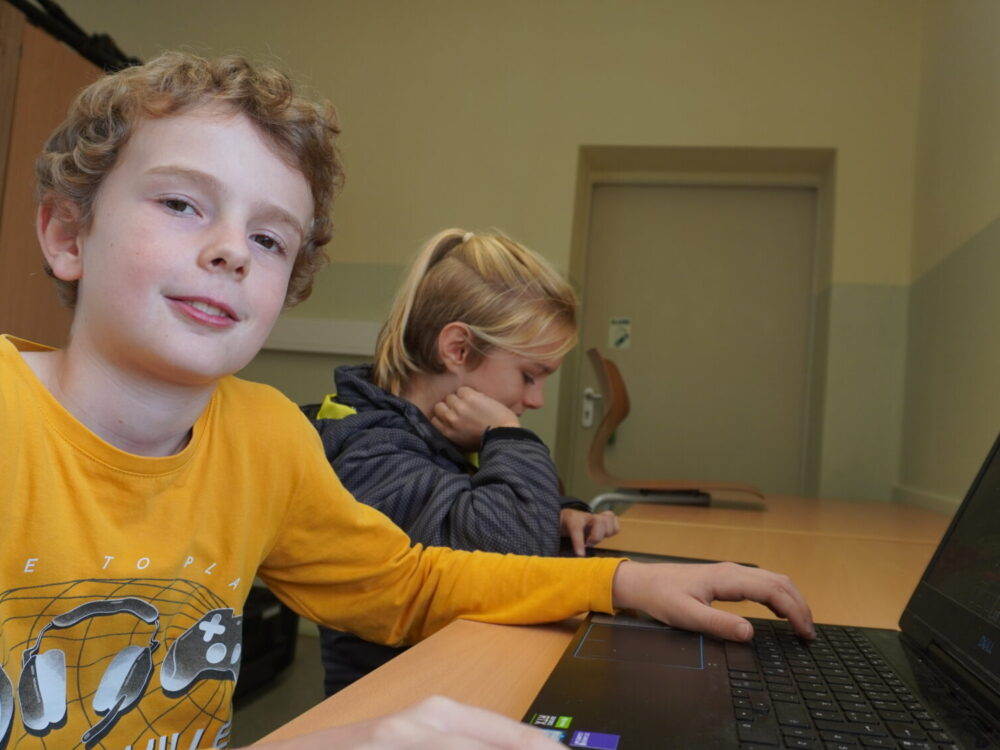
[57,0,923,494]
[898,0,1000,510]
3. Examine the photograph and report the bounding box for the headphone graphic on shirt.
[15,597,160,749]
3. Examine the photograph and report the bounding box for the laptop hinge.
[925,641,1000,735]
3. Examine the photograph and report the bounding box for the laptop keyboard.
[730,620,959,750]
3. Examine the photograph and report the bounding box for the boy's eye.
[252,233,286,255]
[161,197,197,215]
[522,372,536,385]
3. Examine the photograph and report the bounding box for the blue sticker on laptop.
[539,729,566,741]
[569,730,620,749]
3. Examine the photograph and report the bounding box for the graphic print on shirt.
[0,578,242,750]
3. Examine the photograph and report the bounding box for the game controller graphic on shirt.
[0,663,13,749]
[160,608,242,695]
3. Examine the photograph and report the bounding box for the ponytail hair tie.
[462,231,474,243]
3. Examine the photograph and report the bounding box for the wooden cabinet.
[0,3,101,346]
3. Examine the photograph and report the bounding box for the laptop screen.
[902,432,1000,694]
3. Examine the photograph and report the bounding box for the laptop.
[525,434,1000,749]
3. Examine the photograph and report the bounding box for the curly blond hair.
[35,51,342,308]
[373,229,578,394]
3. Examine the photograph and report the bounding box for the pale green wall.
[911,0,1000,280]
[808,285,908,501]
[60,0,922,287]
[57,0,927,491]
[895,1,1000,511]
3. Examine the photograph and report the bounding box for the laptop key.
[845,712,877,723]
[877,709,910,723]
[802,689,834,701]
[736,719,780,746]
[726,640,759,671]
[784,738,819,749]
[824,675,852,685]
[887,722,926,740]
[845,723,888,737]
[814,720,887,737]
[771,691,802,704]
[783,727,818,739]
[805,700,837,711]
[820,731,855,743]
[857,737,893,747]
[775,702,812,728]
[810,710,843,722]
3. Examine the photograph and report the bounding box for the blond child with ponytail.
[303,228,619,694]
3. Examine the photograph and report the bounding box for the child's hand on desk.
[254,695,562,749]
[560,509,620,556]
[431,387,520,451]
[612,561,816,642]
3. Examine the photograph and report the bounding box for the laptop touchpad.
[574,621,704,669]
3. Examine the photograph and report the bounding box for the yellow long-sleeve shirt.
[0,335,620,749]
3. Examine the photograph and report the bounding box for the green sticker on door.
[609,317,631,349]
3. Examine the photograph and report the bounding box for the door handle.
[581,387,602,428]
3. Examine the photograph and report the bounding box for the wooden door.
[0,6,101,346]
[563,183,818,502]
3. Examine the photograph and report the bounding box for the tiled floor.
[231,633,326,747]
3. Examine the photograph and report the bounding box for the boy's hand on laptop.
[611,561,815,642]
[431,387,520,450]
[560,508,620,556]
[254,695,563,749]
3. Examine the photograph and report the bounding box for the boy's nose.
[524,388,545,410]
[200,225,250,278]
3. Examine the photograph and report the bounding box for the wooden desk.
[259,498,951,743]
[620,494,952,544]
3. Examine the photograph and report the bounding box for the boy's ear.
[438,322,473,373]
[37,199,85,281]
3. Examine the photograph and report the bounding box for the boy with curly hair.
[0,52,812,749]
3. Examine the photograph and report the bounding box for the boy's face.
[459,348,563,416]
[56,106,313,386]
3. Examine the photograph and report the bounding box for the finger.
[663,597,757,642]
[571,524,587,556]
[432,400,456,421]
[368,718,500,749]
[412,696,565,749]
[430,413,452,434]
[707,565,815,639]
[584,518,606,546]
[600,510,620,535]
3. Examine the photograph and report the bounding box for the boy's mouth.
[168,296,239,326]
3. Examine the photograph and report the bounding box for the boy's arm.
[330,425,565,555]
[261,417,813,648]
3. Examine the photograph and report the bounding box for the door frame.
[554,145,837,500]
